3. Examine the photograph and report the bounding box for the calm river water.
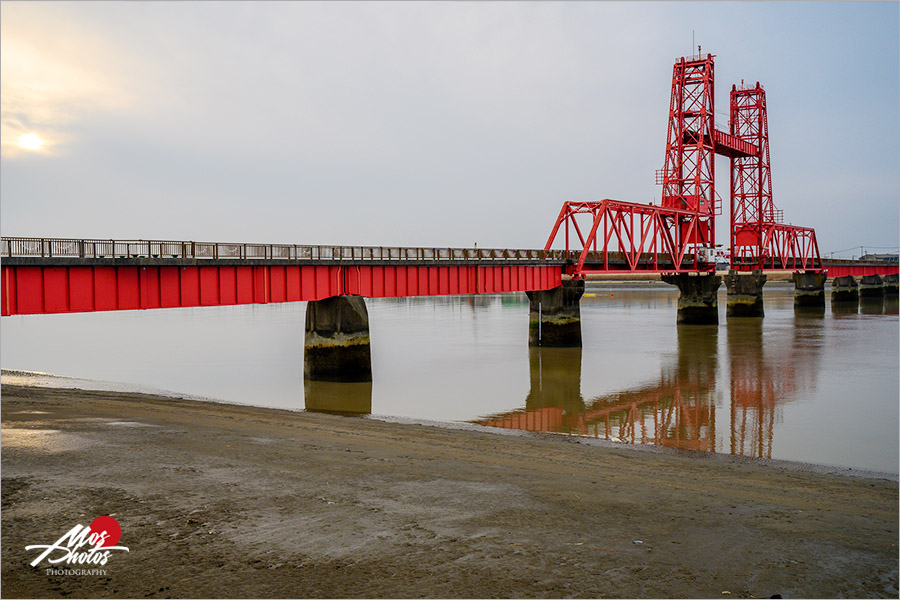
[2,283,897,473]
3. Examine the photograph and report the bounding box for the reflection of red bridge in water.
[477,321,822,459]
[483,385,718,452]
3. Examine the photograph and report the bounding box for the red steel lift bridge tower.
[729,83,822,271]
[544,53,822,277]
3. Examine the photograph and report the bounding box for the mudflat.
[1,384,897,599]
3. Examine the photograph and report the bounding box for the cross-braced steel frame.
[544,55,719,276]
[660,54,717,219]
[543,200,714,274]
[544,53,822,277]
[729,84,822,271]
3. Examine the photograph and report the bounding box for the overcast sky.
[2,1,897,257]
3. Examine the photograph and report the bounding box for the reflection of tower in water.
[727,313,823,459]
[478,311,826,458]
[479,347,583,433]
[728,320,772,458]
[477,326,720,452]
[650,326,718,451]
[577,326,719,451]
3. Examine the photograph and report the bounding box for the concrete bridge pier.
[884,274,899,296]
[724,270,766,318]
[859,275,885,298]
[304,295,372,382]
[830,276,859,303]
[792,271,826,308]
[661,273,722,324]
[525,279,584,347]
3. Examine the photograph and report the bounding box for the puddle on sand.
[1,427,99,452]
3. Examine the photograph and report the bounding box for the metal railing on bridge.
[1,237,569,263]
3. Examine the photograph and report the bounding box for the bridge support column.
[661,273,721,324]
[525,279,584,347]
[724,270,766,318]
[884,274,899,296]
[830,276,859,303]
[304,295,372,382]
[792,271,826,308]
[859,275,885,298]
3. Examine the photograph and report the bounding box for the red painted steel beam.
[543,200,716,277]
[680,129,758,159]
[819,263,899,278]
[712,129,758,158]
[0,264,563,316]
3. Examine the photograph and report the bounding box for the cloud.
[0,2,896,252]
[0,3,138,157]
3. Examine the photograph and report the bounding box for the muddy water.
[1,284,897,472]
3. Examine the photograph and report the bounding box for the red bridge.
[544,52,829,277]
[1,51,896,385]
[0,239,568,316]
[1,236,893,318]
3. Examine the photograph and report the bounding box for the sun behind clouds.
[17,132,44,151]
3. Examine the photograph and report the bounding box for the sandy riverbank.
[1,384,897,598]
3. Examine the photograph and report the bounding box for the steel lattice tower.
[728,83,822,271]
[659,54,718,249]
[731,83,776,267]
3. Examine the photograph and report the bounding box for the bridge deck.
[1,237,574,316]
[0,237,567,264]
[3,237,895,317]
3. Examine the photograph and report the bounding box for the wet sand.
[1,384,897,599]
